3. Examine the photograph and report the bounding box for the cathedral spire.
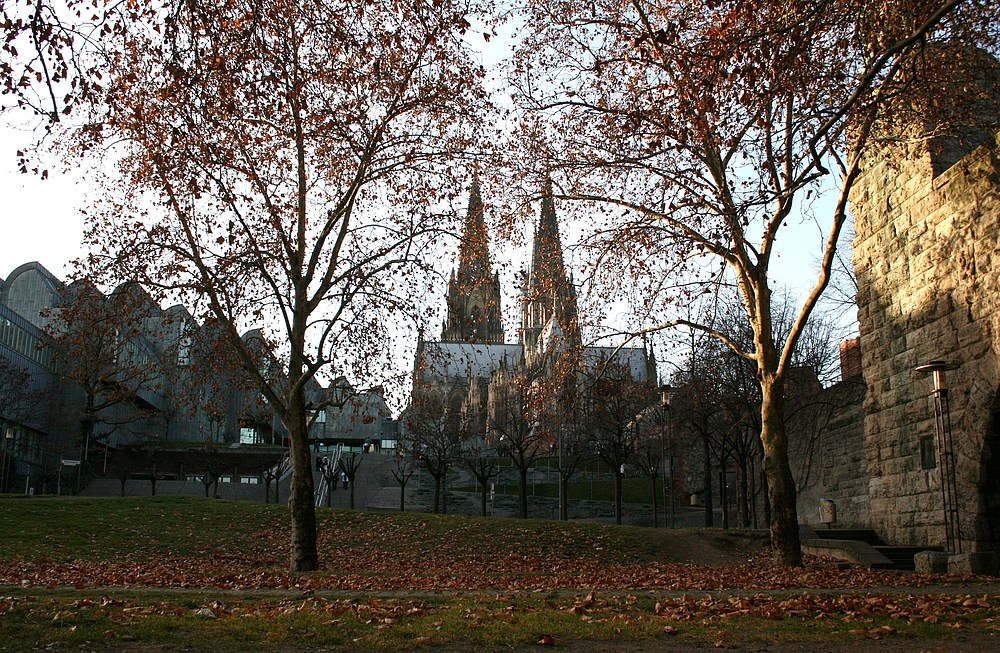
[530,177,566,285]
[522,179,580,352]
[456,174,491,286]
[441,178,504,344]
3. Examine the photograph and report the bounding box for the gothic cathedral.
[407,178,656,444]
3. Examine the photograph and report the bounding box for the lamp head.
[915,360,958,393]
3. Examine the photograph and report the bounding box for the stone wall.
[851,131,1000,551]
[790,377,869,529]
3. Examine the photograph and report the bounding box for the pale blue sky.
[0,122,86,280]
[0,11,854,342]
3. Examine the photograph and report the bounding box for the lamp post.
[557,421,565,521]
[0,427,13,493]
[659,384,675,529]
[916,360,961,553]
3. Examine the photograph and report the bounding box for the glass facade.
[0,306,52,369]
[2,264,61,330]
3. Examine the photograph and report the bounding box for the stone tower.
[521,180,581,364]
[441,178,505,344]
[851,46,1000,553]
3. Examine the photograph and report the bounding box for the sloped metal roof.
[582,346,651,382]
[417,342,524,381]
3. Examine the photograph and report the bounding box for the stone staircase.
[803,527,942,570]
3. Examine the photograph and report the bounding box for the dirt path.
[117,631,999,652]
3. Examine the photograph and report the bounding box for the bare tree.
[670,289,856,528]
[338,453,363,510]
[44,281,164,468]
[553,412,591,522]
[403,394,464,515]
[262,455,290,504]
[535,360,586,522]
[488,371,547,519]
[60,1,488,571]
[463,442,500,517]
[0,359,35,427]
[390,455,417,513]
[510,0,989,566]
[144,448,171,497]
[579,361,655,525]
[631,403,670,528]
[199,451,226,498]
[104,443,146,496]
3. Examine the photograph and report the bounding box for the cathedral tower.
[521,180,580,358]
[441,178,504,344]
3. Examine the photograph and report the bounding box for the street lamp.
[915,360,961,553]
[0,427,14,493]
[659,384,675,529]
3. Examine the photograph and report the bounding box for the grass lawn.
[1,495,998,652]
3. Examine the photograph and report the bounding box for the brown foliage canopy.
[508,0,995,340]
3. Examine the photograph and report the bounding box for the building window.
[177,335,191,366]
[920,435,937,470]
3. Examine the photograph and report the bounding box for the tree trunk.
[759,379,802,567]
[702,436,714,527]
[651,475,659,529]
[518,464,529,518]
[614,467,623,525]
[736,454,749,528]
[720,462,729,530]
[433,474,442,514]
[559,474,569,521]
[286,413,318,571]
[80,410,97,466]
[399,480,406,512]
